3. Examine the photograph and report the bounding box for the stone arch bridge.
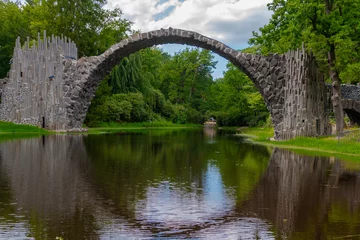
[0,28,359,139]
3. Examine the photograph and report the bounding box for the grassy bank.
[0,121,50,141]
[0,121,49,134]
[238,127,360,160]
[87,121,203,134]
[1,120,359,161]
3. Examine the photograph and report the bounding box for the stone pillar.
[279,46,331,140]
[0,31,78,130]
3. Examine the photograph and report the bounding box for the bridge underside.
[345,109,360,126]
[341,85,360,126]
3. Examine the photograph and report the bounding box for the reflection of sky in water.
[204,161,229,207]
[194,218,275,240]
[0,221,31,239]
[5,134,349,239]
[134,163,234,226]
[98,217,274,239]
[99,162,274,239]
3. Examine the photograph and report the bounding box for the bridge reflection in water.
[0,131,359,239]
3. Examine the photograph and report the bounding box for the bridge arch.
[342,99,360,125]
[64,28,286,132]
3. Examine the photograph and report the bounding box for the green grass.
[0,121,50,142]
[87,121,203,134]
[0,121,49,134]
[238,127,360,161]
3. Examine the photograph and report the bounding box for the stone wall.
[341,85,360,125]
[326,84,360,125]
[279,47,332,139]
[0,31,77,130]
[340,84,360,100]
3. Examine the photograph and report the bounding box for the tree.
[0,1,30,78]
[209,62,268,126]
[23,0,132,57]
[108,53,143,94]
[86,47,219,125]
[249,0,360,134]
[160,48,216,107]
[0,0,132,78]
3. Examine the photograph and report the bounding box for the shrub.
[172,105,187,124]
[185,107,204,124]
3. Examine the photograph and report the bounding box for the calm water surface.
[0,128,360,239]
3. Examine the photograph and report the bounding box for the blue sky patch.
[155,0,170,7]
[154,5,176,21]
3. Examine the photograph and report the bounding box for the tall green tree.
[250,0,360,134]
[23,0,132,56]
[0,0,131,77]
[109,53,143,94]
[209,62,268,126]
[160,48,216,107]
[86,48,173,125]
[0,1,30,78]
[86,47,219,125]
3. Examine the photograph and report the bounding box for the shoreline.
[236,127,360,161]
[1,121,359,160]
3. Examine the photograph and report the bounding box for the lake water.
[0,128,360,239]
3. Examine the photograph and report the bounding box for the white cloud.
[105,0,272,47]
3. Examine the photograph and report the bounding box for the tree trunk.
[328,44,344,135]
[189,67,198,99]
[324,0,344,135]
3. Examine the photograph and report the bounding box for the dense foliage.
[249,0,360,132]
[0,0,131,78]
[1,0,269,127]
[85,47,268,127]
[208,63,268,127]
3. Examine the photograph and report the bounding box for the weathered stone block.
[270,58,278,67]
[259,79,267,89]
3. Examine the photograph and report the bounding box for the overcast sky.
[106,0,272,78]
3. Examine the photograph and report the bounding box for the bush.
[185,107,204,124]
[215,108,247,126]
[160,100,174,120]
[172,105,187,124]
[111,93,149,122]
[264,115,273,128]
[105,98,132,122]
[245,111,269,127]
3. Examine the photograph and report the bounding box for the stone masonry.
[279,47,332,139]
[2,28,357,139]
[339,85,360,125]
[0,31,77,130]
[324,84,360,125]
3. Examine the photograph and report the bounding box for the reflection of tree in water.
[83,129,272,235]
[0,135,100,239]
[2,133,360,239]
[240,148,360,239]
[0,130,271,238]
[0,160,22,238]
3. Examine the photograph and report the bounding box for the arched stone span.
[63,28,286,136]
[329,84,360,126]
[342,100,360,125]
